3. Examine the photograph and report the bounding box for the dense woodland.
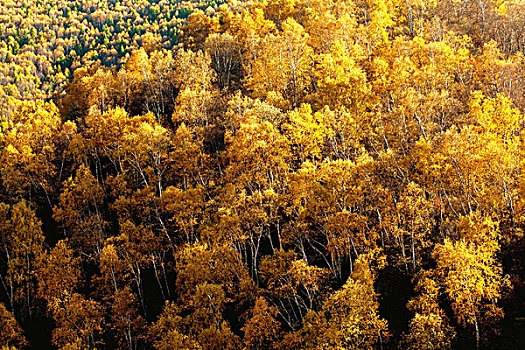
[1,0,525,349]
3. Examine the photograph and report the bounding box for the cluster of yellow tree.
[1,0,524,349]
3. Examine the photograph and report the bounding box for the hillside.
[0,0,524,349]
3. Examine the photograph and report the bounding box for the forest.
[0,0,524,349]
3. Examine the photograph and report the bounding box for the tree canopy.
[0,0,524,349]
